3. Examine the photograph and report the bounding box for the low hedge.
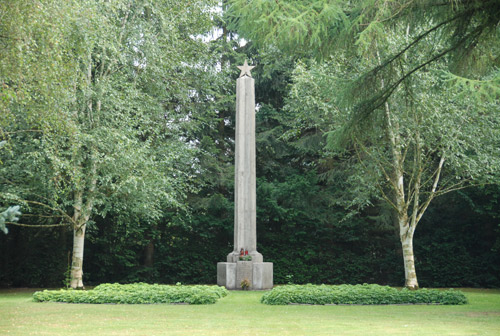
[261,284,468,305]
[33,283,229,304]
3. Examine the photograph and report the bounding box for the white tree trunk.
[69,159,95,289]
[376,47,421,289]
[400,228,419,289]
[70,223,86,289]
[383,101,419,289]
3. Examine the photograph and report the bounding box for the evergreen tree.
[227,0,500,288]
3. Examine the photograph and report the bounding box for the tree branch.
[21,214,64,218]
[6,222,69,228]
[353,140,398,211]
[350,13,487,127]
[5,199,75,226]
[416,156,444,223]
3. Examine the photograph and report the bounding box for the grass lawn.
[1,288,499,335]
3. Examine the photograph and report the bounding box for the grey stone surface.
[233,75,257,255]
[253,262,273,290]
[226,251,263,263]
[217,261,273,290]
[236,261,253,289]
[217,262,236,289]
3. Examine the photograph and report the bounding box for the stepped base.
[217,261,273,290]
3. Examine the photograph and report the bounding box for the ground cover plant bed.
[2,289,499,335]
[32,283,228,304]
[261,284,468,305]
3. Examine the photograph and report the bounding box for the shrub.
[260,284,468,305]
[33,283,229,305]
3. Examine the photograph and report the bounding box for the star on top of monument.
[237,60,255,78]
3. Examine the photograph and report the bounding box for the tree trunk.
[70,224,86,289]
[384,105,419,289]
[401,229,419,289]
[69,160,95,289]
[377,53,419,288]
[144,240,154,267]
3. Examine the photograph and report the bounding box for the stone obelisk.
[217,61,273,290]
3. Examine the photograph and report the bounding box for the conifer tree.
[228,0,500,288]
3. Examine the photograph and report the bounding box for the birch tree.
[284,49,499,288]
[1,0,216,288]
[226,0,500,288]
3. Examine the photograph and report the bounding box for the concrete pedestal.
[217,262,236,289]
[227,251,263,263]
[217,261,273,290]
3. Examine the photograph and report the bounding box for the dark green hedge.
[261,284,468,305]
[33,283,228,304]
[2,183,499,289]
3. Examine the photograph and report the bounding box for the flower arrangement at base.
[238,248,252,261]
[240,279,251,290]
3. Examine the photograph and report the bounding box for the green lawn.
[1,288,499,335]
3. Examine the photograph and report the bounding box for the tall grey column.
[228,60,263,263]
[217,60,273,290]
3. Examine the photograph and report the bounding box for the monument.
[217,61,273,290]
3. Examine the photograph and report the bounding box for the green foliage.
[5,185,497,288]
[228,0,500,141]
[0,205,21,234]
[442,70,500,103]
[261,284,468,305]
[32,283,228,305]
[1,1,499,291]
[0,226,69,287]
[0,0,220,287]
[415,188,500,288]
[227,0,348,58]
[280,22,500,288]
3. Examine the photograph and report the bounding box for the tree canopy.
[0,0,499,289]
[227,0,500,121]
[227,0,500,288]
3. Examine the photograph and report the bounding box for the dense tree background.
[1,1,499,288]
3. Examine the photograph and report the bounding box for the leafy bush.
[261,284,468,305]
[33,283,229,305]
[0,205,21,234]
